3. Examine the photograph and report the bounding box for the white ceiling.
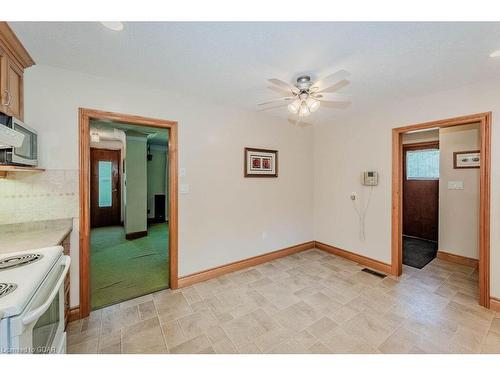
[10,22,500,122]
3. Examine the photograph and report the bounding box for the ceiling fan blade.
[320,101,351,109]
[268,78,300,94]
[257,102,291,111]
[315,79,350,93]
[311,70,350,92]
[257,97,295,106]
[267,85,292,95]
[314,93,352,102]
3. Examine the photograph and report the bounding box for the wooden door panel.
[90,148,121,228]
[0,47,7,114]
[6,61,22,119]
[403,142,439,241]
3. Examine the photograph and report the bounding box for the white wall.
[402,129,439,144]
[18,64,500,305]
[147,145,167,220]
[439,124,480,259]
[22,65,314,307]
[124,136,148,235]
[314,79,500,298]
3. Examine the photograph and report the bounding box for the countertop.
[0,219,73,254]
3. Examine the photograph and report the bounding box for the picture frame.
[453,150,480,169]
[244,147,278,177]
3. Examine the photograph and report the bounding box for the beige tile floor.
[67,249,500,354]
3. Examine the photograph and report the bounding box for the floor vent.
[361,268,387,278]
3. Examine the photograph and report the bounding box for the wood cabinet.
[0,22,34,120]
[60,232,71,328]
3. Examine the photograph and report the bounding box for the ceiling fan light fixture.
[264,70,351,118]
[287,99,301,114]
[306,97,320,112]
[298,101,311,117]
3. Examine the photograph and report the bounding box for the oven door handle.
[22,255,71,326]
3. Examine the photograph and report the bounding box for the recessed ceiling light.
[489,50,500,58]
[100,22,124,31]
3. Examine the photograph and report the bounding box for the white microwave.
[0,114,38,166]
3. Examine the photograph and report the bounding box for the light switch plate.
[180,184,189,194]
[448,181,464,190]
[180,168,186,177]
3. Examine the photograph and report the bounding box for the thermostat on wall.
[361,171,378,186]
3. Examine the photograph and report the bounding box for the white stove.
[0,246,70,354]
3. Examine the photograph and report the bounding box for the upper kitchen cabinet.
[0,22,34,121]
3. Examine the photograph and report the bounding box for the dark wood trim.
[68,306,81,323]
[402,141,439,150]
[178,241,315,288]
[315,241,392,275]
[125,230,148,240]
[79,108,178,319]
[244,147,278,177]
[392,112,491,308]
[436,250,479,269]
[453,150,480,169]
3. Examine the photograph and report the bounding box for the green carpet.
[90,223,169,310]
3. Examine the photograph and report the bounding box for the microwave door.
[13,125,33,159]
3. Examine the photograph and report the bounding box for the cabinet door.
[6,60,23,120]
[0,46,7,114]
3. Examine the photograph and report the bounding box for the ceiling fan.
[258,70,351,117]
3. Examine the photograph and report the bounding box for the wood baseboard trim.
[177,241,316,288]
[437,250,479,269]
[125,230,147,240]
[490,297,500,312]
[314,241,393,275]
[68,306,81,322]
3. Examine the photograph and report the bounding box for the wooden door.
[6,60,23,119]
[0,46,7,115]
[403,142,439,241]
[90,148,121,228]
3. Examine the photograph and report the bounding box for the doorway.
[79,108,178,319]
[402,140,439,269]
[392,112,491,308]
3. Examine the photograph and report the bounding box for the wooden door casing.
[90,148,121,228]
[402,142,439,241]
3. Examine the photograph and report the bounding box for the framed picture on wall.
[244,147,278,177]
[454,150,480,169]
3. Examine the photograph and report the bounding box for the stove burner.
[0,283,17,298]
[0,253,43,271]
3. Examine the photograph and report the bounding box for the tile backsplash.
[0,169,78,225]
